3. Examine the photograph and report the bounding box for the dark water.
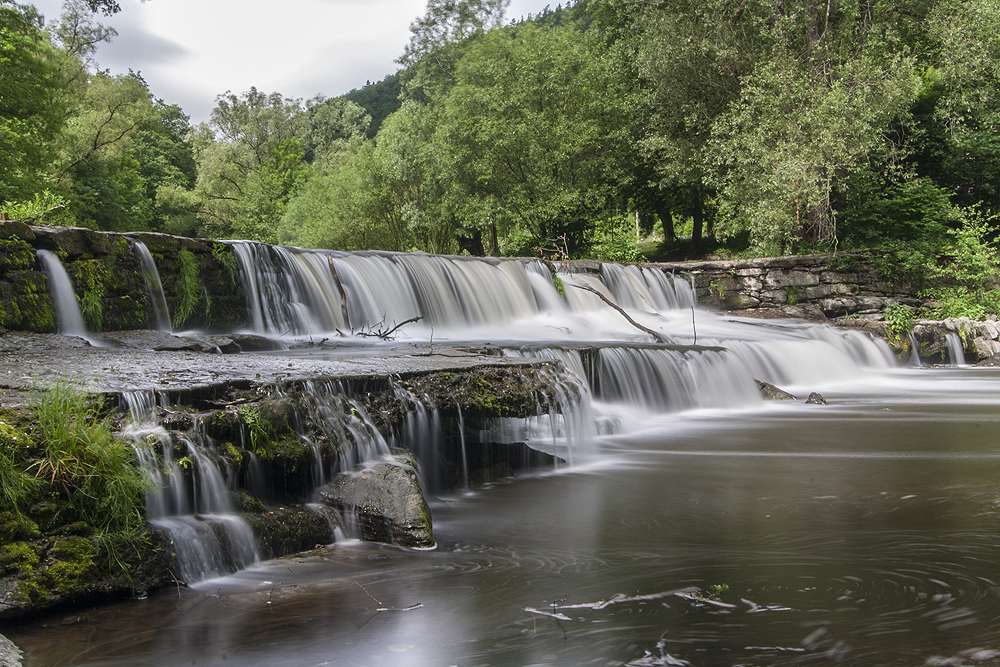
[7,367,1000,667]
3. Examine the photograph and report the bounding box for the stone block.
[764,270,820,289]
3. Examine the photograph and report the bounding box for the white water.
[37,249,88,337]
[123,392,259,583]
[131,240,172,331]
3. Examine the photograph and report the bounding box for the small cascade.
[390,384,444,491]
[122,393,259,583]
[37,249,88,337]
[300,381,393,477]
[594,346,761,412]
[130,240,172,331]
[480,365,596,467]
[906,332,923,367]
[946,333,966,365]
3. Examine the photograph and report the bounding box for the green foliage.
[0,1,65,204]
[79,283,104,331]
[883,302,915,341]
[2,190,71,225]
[173,248,199,327]
[212,242,238,289]
[586,215,640,263]
[0,419,40,515]
[30,383,149,538]
[923,206,1000,319]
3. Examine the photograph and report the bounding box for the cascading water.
[131,240,172,331]
[946,332,966,365]
[122,392,259,583]
[37,249,88,337]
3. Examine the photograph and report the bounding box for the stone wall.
[0,221,248,334]
[653,252,922,319]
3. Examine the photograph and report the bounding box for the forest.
[2,0,999,303]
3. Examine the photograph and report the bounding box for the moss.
[0,238,34,275]
[0,513,41,542]
[0,541,41,576]
[16,535,97,604]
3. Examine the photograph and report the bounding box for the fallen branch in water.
[356,316,423,340]
[541,586,702,612]
[355,581,424,613]
[524,607,573,621]
[568,283,671,343]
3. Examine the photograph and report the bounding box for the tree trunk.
[691,186,703,255]
[654,201,676,241]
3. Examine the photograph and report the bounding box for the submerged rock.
[755,379,797,401]
[317,453,435,550]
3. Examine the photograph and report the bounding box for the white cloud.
[31,0,558,123]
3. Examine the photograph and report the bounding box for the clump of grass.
[174,249,200,328]
[30,383,149,539]
[0,419,40,516]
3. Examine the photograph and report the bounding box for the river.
[7,362,1000,667]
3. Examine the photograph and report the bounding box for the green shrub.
[883,302,914,341]
[174,249,200,327]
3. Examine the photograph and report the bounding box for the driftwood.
[355,581,423,613]
[568,283,671,343]
[355,316,423,340]
[524,586,704,618]
[327,256,351,327]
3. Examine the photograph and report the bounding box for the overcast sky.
[30,0,556,124]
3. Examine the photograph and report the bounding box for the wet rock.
[240,504,335,560]
[0,632,21,667]
[317,453,435,550]
[756,379,796,401]
[806,392,827,405]
[227,333,284,352]
[0,526,173,620]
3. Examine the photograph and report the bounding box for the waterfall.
[946,332,966,365]
[130,240,172,331]
[122,392,259,583]
[37,249,87,337]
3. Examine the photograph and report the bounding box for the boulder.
[806,392,828,405]
[756,379,796,401]
[317,453,435,550]
[0,633,20,667]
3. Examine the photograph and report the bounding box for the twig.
[568,283,671,343]
[354,581,424,613]
[356,316,423,340]
[167,568,188,599]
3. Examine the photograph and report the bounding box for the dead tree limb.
[568,283,671,343]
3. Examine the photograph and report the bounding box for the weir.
[5,239,902,591]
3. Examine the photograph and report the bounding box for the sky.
[30,0,557,124]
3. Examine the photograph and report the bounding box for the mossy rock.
[0,239,35,277]
[240,504,334,560]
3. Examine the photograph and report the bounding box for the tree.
[192,88,306,240]
[439,22,628,254]
[0,0,64,203]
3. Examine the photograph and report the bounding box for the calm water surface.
[7,367,1000,667]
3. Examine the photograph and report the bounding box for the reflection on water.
[8,368,1000,667]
